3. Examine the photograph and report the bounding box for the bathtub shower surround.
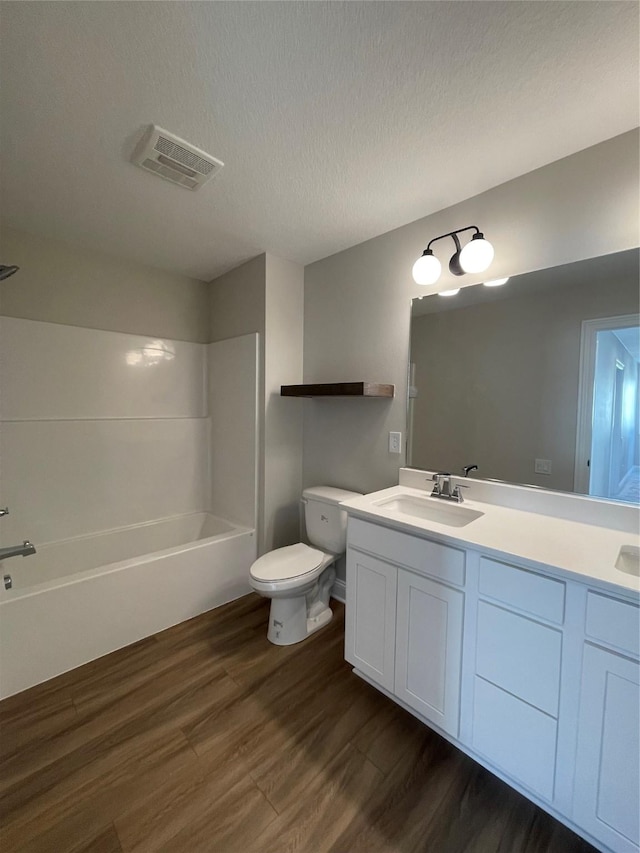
[0,317,259,697]
[0,317,208,544]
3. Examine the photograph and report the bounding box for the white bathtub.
[0,513,256,698]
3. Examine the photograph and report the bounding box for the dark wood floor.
[0,593,597,853]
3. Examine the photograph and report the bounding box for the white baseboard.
[331,578,346,604]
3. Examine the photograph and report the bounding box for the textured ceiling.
[1,1,638,281]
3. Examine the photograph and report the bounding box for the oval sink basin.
[373,495,484,528]
[615,545,640,577]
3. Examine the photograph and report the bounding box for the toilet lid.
[250,543,325,582]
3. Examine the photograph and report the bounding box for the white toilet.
[249,486,362,645]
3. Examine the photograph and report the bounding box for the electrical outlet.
[535,458,552,475]
[389,431,402,454]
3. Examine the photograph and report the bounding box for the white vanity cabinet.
[343,510,640,853]
[345,518,465,736]
[573,593,640,853]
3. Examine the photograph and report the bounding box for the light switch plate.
[389,431,402,454]
[535,458,552,475]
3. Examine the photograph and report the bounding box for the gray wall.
[410,264,639,492]
[0,225,210,342]
[263,254,304,551]
[303,130,640,494]
[209,252,304,553]
[209,254,266,344]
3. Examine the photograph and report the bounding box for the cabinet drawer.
[476,601,562,716]
[585,591,639,658]
[472,677,557,802]
[348,518,465,587]
[479,557,565,624]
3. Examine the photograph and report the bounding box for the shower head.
[0,265,19,281]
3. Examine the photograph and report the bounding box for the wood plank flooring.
[0,593,598,853]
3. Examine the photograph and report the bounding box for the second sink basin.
[615,545,640,577]
[373,494,484,527]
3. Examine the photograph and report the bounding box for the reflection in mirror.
[408,249,640,504]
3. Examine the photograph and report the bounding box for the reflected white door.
[575,315,640,502]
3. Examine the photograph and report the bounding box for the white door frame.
[574,313,639,494]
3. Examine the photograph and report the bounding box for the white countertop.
[341,485,640,599]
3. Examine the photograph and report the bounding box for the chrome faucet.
[0,540,36,560]
[431,472,452,498]
[430,473,468,503]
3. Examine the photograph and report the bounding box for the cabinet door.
[573,643,639,853]
[394,569,464,737]
[345,549,397,692]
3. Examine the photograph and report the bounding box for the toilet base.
[266,566,336,646]
[306,605,333,637]
[267,598,333,645]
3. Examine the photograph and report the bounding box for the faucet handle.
[0,508,8,517]
[451,483,469,502]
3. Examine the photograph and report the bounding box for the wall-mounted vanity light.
[483,277,509,287]
[412,226,494,286]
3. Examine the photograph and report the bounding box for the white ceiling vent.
[132,125,224,190]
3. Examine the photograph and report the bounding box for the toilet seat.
[250,542,326,583]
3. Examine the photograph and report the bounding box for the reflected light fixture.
[484,277,509,287]
[0,265,19,281]
[438,288,460,297]
[412,226,494,286]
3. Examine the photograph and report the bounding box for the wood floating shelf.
[280,382,395,398]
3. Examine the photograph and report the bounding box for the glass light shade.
[459,237,494,273]
[484,277,509,287]
[412,252,441,285]
[438,288,460,297]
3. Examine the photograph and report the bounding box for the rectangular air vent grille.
[131,125,223,191]
[154,136,215,175]
[142,159,199,189]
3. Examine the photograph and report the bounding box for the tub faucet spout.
[0,540,36,560]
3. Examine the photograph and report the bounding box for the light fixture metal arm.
[425,225,480,253]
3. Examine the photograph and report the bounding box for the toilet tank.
[303,486,363,554]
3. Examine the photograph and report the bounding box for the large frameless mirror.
[407,248,640,504]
